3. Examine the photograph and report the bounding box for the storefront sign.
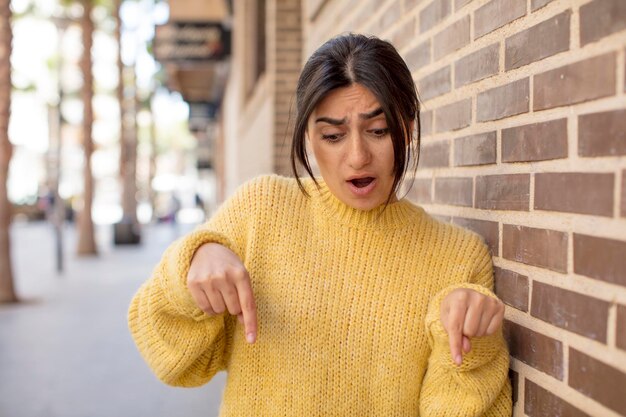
[154,22,231,62]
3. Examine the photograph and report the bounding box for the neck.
[305,177,419,230]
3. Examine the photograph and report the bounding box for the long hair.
[290,33,421,203]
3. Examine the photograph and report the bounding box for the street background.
[0,221,226,417]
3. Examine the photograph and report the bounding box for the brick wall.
[273,0,302,175]
[304,0,626,415]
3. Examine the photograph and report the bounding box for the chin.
[346,197,385,211]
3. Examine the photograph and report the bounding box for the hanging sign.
[154,22,231,62]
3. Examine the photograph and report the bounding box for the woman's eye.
[369,128,389,137]
[321,133,343,142]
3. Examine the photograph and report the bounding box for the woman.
[128,34,512,416]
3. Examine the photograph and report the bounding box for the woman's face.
[307,83,397,211]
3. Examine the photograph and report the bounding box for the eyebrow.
[359,107,384,120]
[314,107,384,125]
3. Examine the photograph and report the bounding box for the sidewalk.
[0,221,226,417]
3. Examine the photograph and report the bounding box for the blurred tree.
[0,0,17,302]
[114,0,141,244]
[75,0,97,255]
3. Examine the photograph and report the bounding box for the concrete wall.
[236,76,274,190]
[219,0,301,195]
[221,0,275,196]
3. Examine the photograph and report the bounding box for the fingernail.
[455,355,462,365]
[246,332,255,344]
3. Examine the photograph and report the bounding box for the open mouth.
[349,177,375,188]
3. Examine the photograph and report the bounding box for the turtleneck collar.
[303,177,422,230]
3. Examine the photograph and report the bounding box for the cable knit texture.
[128,174,512,416]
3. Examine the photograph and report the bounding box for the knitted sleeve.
[419,238,513,416]
[127,176,267,387]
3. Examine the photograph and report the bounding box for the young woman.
[129,34,512,416]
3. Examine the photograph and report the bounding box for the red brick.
[405,0,427,11]
[503,225,568,272]
[408,177,432,204]
[453,131,496,167]
[569,348,626,415]
[405,39,431,72]
[420,140,450,168]
[417,66,451,100]
[475,174,530,211]
[434,99,471,132]
[534,172,614,217]
[420,110,433,136]
[454,43,499,88]
[380,0,402,28]
[433,15,470,60]
[354,0,379,29]
[474,0,526,39]
[419,0,452,33]
[580,0,626,46]
[579,109,626,157]
[531,282,609,342]
[574,234,626,287]
[366,19,384,38]
[617,305,626,351]
[503,320,564,379]
[453,217,499,255]
[391,17,415,50]
[505,10,570,70]
[525,380,590,417]
[502,119,568,162]
[494,267,528,311]
[434,177,473,207]
[455,0,472,10]
[509,370,519,405]
[622,170,626,218]
[531,0,554,11]
[477,78,529,122]
[338,0,360,17]
[534,53,616,111]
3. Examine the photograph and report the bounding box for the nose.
[346,133,372,170]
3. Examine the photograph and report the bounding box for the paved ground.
[0,221,226,417]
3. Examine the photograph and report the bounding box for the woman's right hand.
[187,243,258,344]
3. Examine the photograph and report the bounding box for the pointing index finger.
[235,272,257,344]
[446,307,465,366]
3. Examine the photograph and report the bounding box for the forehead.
[313,84,381,116]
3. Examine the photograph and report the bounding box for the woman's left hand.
[440,288,505,366]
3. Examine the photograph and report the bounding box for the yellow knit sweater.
[128,175,512,416]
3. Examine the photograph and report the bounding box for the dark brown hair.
[290,33,420,203]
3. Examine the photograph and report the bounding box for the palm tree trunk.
[148,100,157,221]
[115,0,128,210]
[115,0,139,236]
[120,67,138,225]
[0,0,17,302]
[76,0,97,256]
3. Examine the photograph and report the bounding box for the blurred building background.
[1,0,625,416]
[153,0,300,201]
